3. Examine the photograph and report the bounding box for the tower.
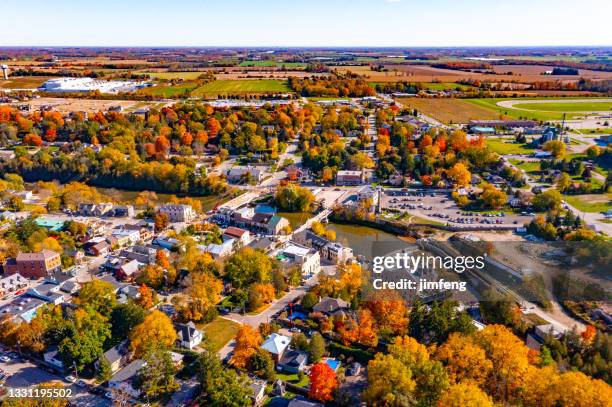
[0,65,8,80]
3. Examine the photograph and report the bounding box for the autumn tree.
[231,325,262,370]
[438,382,494,407]
[76,279,116,317]
[480,183,507,209]
[309,362,339,403]
[225,248,273,289]
[363,353,416,405]
[364,290,408,337]
[136,284,154,309]
[154,212,169,232]
[447,162,471,187]
[543,140,566,159]
[130,310,177,357]
[435,333,492,387]
[176,271,223,322]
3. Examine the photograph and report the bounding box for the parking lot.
[381,189,534,227]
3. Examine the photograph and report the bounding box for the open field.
[198,317,241,353]
[506,100,612,113]
[239,60,307,68]
[143,71,205,80]
[465,98,611,121]
[138,82,199,97]
[564,194,612,213]
[0,76,52,89]
[485,139,535,155]
[509,159,541,174]
[337,64,612,83]
[396,97,503,124]
[191,79,290,96]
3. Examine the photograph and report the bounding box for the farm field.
[191,79,290,96]
[564,194,612,213]
[139,82,199,97]
[143,71,205,80]
[7,97,154,114]
[239,60,307,68]
[396,97,503,124]
[0,76,52,89]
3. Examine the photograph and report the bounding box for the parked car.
[64,375,77,383]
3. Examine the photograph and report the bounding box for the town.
[0,4,611,407]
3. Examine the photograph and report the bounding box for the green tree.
[274,184,315,212]
[59,308,111,370]
[96,356,113,383]
[531,189,562,212]
[110,302,146,344]
[225,248,273,289]
[301,292,318,310]
[310,332,326,363]
[199,350,252,407]
[76,280,117,317]
[139,348,179,398]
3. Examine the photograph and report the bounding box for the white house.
[274,242,321,276]
[157,204,196,223]
[43,347,65,370]
[175,321,203,350]
[261,333,291,362]
[108,359,146,399]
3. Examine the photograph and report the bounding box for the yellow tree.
[178,272,223,322]
[435,333,492,387]
[438,382,494,407]
[363,353,416,406]
[130,310,177,357]
[447,163,471,188]
[231,325,262,370]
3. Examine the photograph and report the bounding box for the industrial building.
[40,77,150,94]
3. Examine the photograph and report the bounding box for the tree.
[96,355,113,383]
[301,292,318,310]
[225,248,273,289]
[130,310,177,357]
[24,133,43,146]
[177,271,223,322]
[435,333,492,387]
[438,382,494,407]
[309,362,339,403]
[363,353,416,406]
[136,284,154,309]
[543,140,566,159]
[249,348,276,380]
[110,301,147,344]
[531,189,562,212]
[231,325,262,370]
[556,172,572,193]
[309,332,326,363]
[199,350,252,407]
[480,183,507,209]
[59,307,111,370]
[76,280,116,317]
[357,308,379,347]
[365,290,408,337]
[447,163,471,187]
[154,212,169,231]
[349,152,375,170]
[140,348,179,398]
[274,184,315,212]
[247,283,275,311]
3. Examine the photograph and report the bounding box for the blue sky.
[2,0,611,47]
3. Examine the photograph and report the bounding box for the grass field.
[0,76,52,89]
[199,317,240,353]
[509,159,541,174]
[239,60,307,68]
[192,79,290,96]
[144,71,205,80]
[511,101,612,113]
[564,194,612,213]
[396,97,503,124]
[139,82,199,97]
[486,139,535,155]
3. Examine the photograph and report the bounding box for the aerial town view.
[0,1,610,406]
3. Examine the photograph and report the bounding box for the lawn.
[485,139,535,155]
[192,79,290,96]
[509,159,541,174]
[0,76,52,89]
[277,372,309,387]
[199,317,241,353]
[396,97,503,124]
[564,194,612,213]
[138,82,199,97]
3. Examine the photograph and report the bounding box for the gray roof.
[109,359,146,383]
[102,340,129,364]
[313,297,349,314]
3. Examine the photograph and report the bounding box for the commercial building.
[0,273,28,299]
[226,166,263,184]
[336,170,364,186]
[274,242,321,275]
[292,230,353,264]
[157,204,196,223]
[40,77,149,94]
[4,250,61,279]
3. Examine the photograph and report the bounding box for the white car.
[64,375,77,383]
[0,355,11,363]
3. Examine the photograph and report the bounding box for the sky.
[2,0,611,47]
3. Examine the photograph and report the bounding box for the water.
[276,211,314,230]
[327,222,404,260]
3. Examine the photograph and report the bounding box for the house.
[87,240,110,257]
[274,242,321,276]
[0,273,28,299]
[26,282,65,305]
[119,245,159,265]
[287,398,324,407]
[277,349,308,373]
[112,228,141,247]
[510,190,534,208]
[3,250,62,279]
[175,321,203,350]
[112,205,135,218]
[157,204,196,223]
[356,185,381,212]
[292,230,353,264]
[313,297,349,315]
[226,166,263,184]
[251,213,289,235]
[250,380,267,406]
[336,170,364,186]
[108,359,146,399]
[198,238,235,259]
[65,249,84,265]
[96,340,130,374]
[261,333,291,362]
[117,285,141,304]
[34,217,65,232]
[115,259,141,281]
[43,346,65,370]
[60,280,80,294]
[223,226,251,246]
